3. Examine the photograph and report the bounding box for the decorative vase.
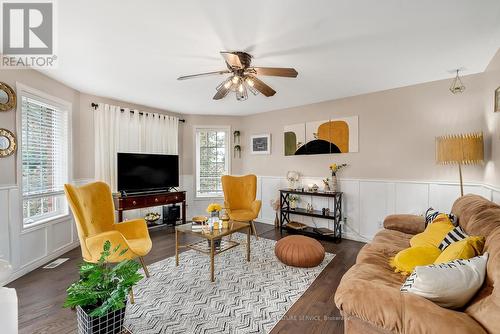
[208,211,222,249]
[329,175,338,192]
[290,200,297,210]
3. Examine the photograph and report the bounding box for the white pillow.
[400,253,488,309]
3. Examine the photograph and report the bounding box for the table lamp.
[436,132,484,196]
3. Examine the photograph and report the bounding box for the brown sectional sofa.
[334,194,500,334]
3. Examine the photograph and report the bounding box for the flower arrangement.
[289,195,300,209]
[270,198,280,227]
[286,171,300,189]
[270,198,280,211]
[329,163,348,176]
[206,203,222,213]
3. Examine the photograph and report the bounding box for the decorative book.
[313,227,334,236]
[287,221,308,230]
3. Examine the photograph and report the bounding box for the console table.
[279,189,342,242]
[113,191,186,224]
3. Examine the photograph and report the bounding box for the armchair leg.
[228,221,235,241]
[139,257,150,278]
[251,221,259,240]
[129,288,135,304]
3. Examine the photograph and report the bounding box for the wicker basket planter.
[76,305,125,334]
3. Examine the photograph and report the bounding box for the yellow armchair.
[64,182,152,277]
[221,174,262,239]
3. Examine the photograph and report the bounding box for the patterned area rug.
[124,235,335,334]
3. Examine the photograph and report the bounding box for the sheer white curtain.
[94,103,179,190]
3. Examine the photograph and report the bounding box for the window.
[20,90,70,227]
[195,127,230,198]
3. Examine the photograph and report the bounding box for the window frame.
[194,125,231,199]
[16,83,73,230]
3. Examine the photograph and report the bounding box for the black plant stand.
[279,189,343,243]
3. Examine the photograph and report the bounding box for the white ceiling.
[41,0,500,115]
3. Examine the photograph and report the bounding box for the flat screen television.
[117,153,179,194]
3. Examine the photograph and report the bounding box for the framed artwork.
[495,86,500,112]
[251,134,271,154]
[284,116,359,156]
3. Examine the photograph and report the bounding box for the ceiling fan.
[177,51,298,101]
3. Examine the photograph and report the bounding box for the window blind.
[21,96,68,199]
[196,128,229,197]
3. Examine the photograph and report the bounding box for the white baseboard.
[2,242,80,286]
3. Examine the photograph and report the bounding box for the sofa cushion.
[451,194,500,232]
[390,246,441,275]
[401,254,488,309]
[465,228,500,334]
[410,215,454,248]
[434,236,484,264]
[335,263,487,334]
[383,214,425,235]
[356,229,412,269]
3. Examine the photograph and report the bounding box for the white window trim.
[193,125,231,199]
[16,82,73,231]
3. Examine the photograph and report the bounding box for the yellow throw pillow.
[434,236,485,264]
[410,214,454,248]
[390,246,442,275]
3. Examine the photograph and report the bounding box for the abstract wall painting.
[284,116,358,156]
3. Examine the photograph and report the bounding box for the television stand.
[113,190,186,224]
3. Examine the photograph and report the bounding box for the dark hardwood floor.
[7,222,364,334]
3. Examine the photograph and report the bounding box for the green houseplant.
[64,241,143,334]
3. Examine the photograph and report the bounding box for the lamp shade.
[436,132,484,165]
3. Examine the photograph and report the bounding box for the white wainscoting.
[179,175,500,242]
[0,180,90,285]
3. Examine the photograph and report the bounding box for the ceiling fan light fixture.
[178,51,297,101]
[245,77,254,87]
[236,83,248,101]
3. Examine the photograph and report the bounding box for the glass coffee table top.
[176,221,248,240]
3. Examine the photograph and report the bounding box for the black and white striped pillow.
[424,207,457,227]
[438,226,469,251]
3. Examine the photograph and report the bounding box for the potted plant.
[289,195,300,210]
[64,241,143,334]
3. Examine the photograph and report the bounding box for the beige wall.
[0,69,180,186]
[484,50,500,188]
[237,71,500,186]
[181,114,242,176]
[2,59,499,189]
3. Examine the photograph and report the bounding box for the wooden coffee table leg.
[175,229,179,266]
[247,226,251,262]
[210,239,215,282]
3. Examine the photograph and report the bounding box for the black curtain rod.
[91,102,186,123]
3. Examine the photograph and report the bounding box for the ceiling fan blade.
[249,67,298,78]
[220,51,243,68]
[247,76,276,97]
[213,85,231,100]
[177,70,231,80]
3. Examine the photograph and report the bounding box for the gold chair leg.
[228,221,235,241]
[139,257,150,278]
[251,221,259,240]
[129,289,135,304]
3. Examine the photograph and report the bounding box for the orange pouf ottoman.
[275,235,325,268]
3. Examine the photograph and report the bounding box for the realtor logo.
[1,1,57,68]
